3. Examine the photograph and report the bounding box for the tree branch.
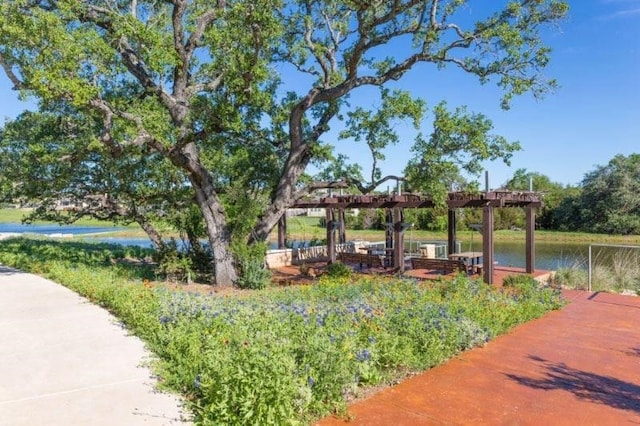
[346,175,406,195]
[0,55,26,90]
[89,98,164,155]
[79,4,179,116]
[291,180,349,201]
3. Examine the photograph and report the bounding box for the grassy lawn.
[0,237,565,425]
[0,208,44,223]
[0,208,140,229]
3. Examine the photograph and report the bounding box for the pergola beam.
[447,209,457,256]
[326,208,336,264]
[482,206,495,284]
[292,191,542,210]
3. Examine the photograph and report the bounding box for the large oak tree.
[0,0,568,285]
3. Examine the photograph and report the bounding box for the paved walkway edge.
[0,264,191,425]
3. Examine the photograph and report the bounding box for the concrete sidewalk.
[0,264,190,425]
[318,290,640,425]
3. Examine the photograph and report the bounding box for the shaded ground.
[317,290,640,425]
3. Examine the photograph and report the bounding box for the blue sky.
[331,0,640,189]
[1,1,638,189]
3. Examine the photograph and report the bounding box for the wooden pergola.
[285,191,542,284]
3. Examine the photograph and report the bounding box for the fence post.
[588,245,591,292]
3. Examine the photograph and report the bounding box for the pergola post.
[525,206,536,273]
[482,206,494,284]
[277,214,287,249]
[326,208,336,264]
[393,207,404,271]
[385,208,394,251]
[447,209,457,255]
[338,208,347,244]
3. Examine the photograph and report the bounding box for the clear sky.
[331,0,640,189]
[1,1,638,189]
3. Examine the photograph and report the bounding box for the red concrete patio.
[271,263,553,287]
[317,290,640,425]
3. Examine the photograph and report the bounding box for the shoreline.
[1,225,640,246]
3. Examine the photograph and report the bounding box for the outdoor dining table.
[360,247,395,266]
[448,251,483,274]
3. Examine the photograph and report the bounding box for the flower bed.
[0,238,564,424]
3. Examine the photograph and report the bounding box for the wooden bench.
[338,252,385,270]
[410,257,467,274]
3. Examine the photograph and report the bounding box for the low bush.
[326,261,352,279]
[552,247,640,295]
[554,263,640,295]
[232,241,272,290]
[553,267,588,290]
[0,238,565,425]
[153,239,194,283]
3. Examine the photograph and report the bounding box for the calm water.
[0,223,124,235]
[473,240,589,271]
[87,236,156,248]
[381,239,590,271]
[2,223,634,271]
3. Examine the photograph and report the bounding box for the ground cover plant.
[0,238,564,425]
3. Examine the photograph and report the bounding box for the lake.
[472,240,589,271]
[0,223,124,235]
[368,239,591,271]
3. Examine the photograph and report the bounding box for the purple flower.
[355,349,371,362]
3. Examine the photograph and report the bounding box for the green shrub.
[235,257,272,290]
[232,240,271,290]
[553,267,587,289]
[502,274,539,294]
[153,239,194,283]
[326,261,352,279]
[195,338,301,425]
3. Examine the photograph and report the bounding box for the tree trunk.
[250,144,310,243]
[169,142,238,286]
[191,182,237,286]
[136,217,166,250]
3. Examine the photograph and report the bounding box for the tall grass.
[553,246,640,294]
[0,237,565,425]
